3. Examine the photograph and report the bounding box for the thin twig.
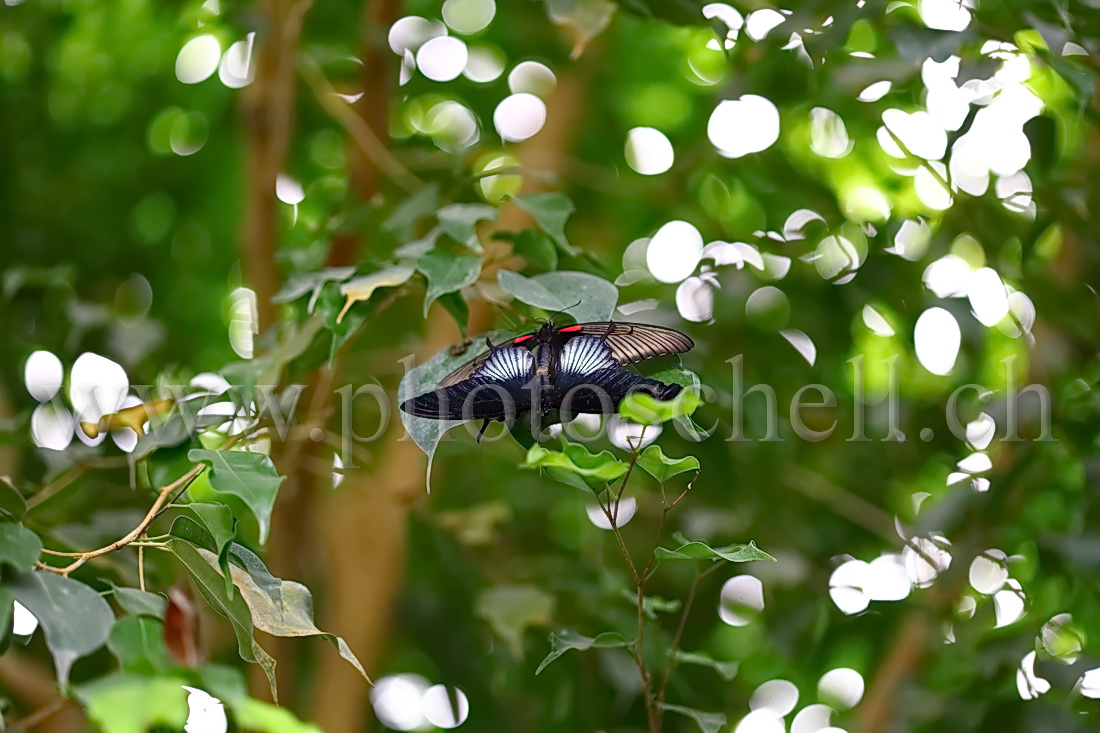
[656,562,722,708]
[35,433,244,575]
[138,545,146,591]
[601,444,699,733]
[35,464,204,576]
[299,57,422,193]
[8,697,68,730]
[25,465,87,511]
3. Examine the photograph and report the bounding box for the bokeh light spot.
[508,60,556,97]
[625,127,674,175]
[24,350,64,402]
[914,307,961,376]
[421,685,470,728]
[818,668,864,710]
[442,0,495,35]
[493,93,546,142]
[646,221,703,283]
[708,95,780,158]
[719,575,765,626]
[175,35,221,84]
[417,36,468,82]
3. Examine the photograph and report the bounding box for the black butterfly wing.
[401,347,535,420]
[550,337,682,415]
[437,332,540,387]
[559,322,694,366]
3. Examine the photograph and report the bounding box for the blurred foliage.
[2,0,1100,731]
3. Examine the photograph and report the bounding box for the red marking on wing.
[513,334,533,343]
[558,325,583,332]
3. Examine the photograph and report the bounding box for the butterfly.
[400,321,694,440]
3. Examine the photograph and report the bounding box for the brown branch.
[240,0,312,330]
[0,650,85,733]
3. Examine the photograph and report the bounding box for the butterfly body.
[400,321,693,436]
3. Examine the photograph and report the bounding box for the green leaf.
[619,389,700,426]
[657,703,727,733]
[536,629,628,674]
[655,539,775,564]
[475,585,556,656]
[416,251,482,317]
[524,443,629,488]
[437,203,499,252]
[0,523,42,571]
[636,445,699,483]
[169,515,216,553]
[190,501,238,597]
[107,616,175,675]
[72,674,189,733]
[648,366,701,391]
[383,183,440,240]
[190,546,369,684]
[0,585,13,655]
[335,264,416,324]
[5,570,115,686]
[273,267,357,312]
[508,229,558,272]
[673,650,739,680]
[438,291,470,334]
[167,538,278,701]
[198,663,250,705]
[511,192,577,254]
[617,588,681,619]
[186,450,285,545]
[233,698,323,733]
[497,270,617,323]
[0,478,26,520]
[112,586,167,619]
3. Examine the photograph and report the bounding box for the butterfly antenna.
[546,299,582,324]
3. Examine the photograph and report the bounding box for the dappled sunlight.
[10,0,1099,729]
